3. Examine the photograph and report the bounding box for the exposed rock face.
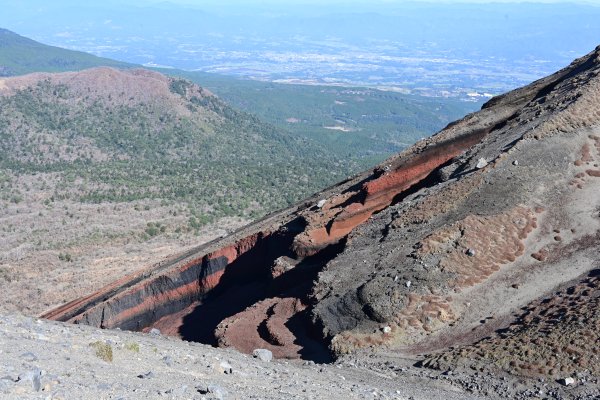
[45,46,600,376]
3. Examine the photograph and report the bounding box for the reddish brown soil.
[418,206,537,288]
[215,297,307,359]
[422,270,600,378]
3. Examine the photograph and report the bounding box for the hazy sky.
[143,0,600,4]
[118,0,600,5]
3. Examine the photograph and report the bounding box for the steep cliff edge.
[44,46,600,376]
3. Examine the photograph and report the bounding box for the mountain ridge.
[0,28,131,76]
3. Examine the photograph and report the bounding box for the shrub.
[125,342,140,353]
[90,341,113,362]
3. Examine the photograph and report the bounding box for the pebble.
[164,384,188,396]
[137,371,155,379]
[198,384,225,399]
[252,349,273,362]
[558,377,575,386]
[20,352,38,362]
[162,355,173,367]
[219,361,233,374]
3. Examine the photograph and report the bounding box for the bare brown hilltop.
[36,46,600,397]
[0,66,356,316]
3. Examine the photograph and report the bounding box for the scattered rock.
[466,248,476,257]
[513,160,519,166]
[219,361,233,374]
[382,326,392,334]
[476,158,488,169]
[149,328,161,336]
[165,385,188,396]
[1,375,17,383]
[20,352,38,362]
[558,377,575,386]
[317,199,327,208]
[162,355,173,367]
[405,280,411,289]
[18,369,41,392]
[198,384,225,399]
[137,371,155,379]
[252,349,273,362]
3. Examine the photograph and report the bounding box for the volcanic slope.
[46,45,600,390]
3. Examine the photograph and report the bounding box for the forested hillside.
[0,68,357,312]
[0,28,130,76]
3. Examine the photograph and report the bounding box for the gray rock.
[149,328,161,336]
[197,384,226,399]
[172,385,188,396]
[1,374,18,383]
[466,248,476,257]
[252,349,273,362]
[219,361,233,374]
[476,158,488,169]
[437,163,459,182]
[207,384,225,399]
[18,369,41,392]
[20,352,38,362]
[137,371,155,379]
[557,377,575,386]
[162,355,173,367]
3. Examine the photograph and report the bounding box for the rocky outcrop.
[45,46,600,370]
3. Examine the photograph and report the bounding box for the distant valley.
[173,70,475,157]
[3,2,600,99]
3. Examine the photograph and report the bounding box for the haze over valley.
[2,1,600,100]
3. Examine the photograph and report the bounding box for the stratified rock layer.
[45,46,600,375]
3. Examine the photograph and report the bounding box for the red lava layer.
[292,129,487,258]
